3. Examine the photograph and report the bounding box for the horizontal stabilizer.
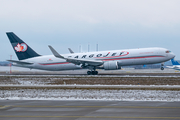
[7,60,33,65]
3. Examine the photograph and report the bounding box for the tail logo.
[14,43,28,52]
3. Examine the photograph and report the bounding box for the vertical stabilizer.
[6,32,40,60]
[171,58,180,65]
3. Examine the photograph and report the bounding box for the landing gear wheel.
[87,71,92,75]
[161,63,164,70]
[92,71,98,75]
[87,71,98,75]
[161,67,164,70]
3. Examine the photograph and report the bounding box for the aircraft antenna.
[79,44,81,53]
[96,43,98,51]
[88,43,90,52]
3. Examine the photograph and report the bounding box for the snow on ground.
[0,89,180,101]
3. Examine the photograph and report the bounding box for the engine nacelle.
[103,61,120,70]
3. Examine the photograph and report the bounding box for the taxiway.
[0,100,180,120]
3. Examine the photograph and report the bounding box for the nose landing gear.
[161,63,164,70]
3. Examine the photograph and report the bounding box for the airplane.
[166,58,180,70]
[6,32,175,75]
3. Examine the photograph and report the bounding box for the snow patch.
[0,89,179,101]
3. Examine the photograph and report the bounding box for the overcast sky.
[1,0,180,60]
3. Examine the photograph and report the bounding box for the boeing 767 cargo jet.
[6,32,175,75]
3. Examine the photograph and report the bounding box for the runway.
[0,100,180,120]
[1,66,180,76]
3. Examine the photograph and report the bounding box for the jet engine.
[103,61,120,70]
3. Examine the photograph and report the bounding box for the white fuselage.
[14,47,175,71]
[166,65,180,70]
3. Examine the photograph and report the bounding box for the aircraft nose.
[165,50,175,59]
[170,52,175,59]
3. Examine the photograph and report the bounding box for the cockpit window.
[166,50,171,53]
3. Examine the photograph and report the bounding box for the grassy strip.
[1,76,180,85]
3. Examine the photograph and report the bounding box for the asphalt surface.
[0,100,180,120]
[1,85,180,91]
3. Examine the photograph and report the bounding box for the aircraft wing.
[7,60,33,65]
[48,45,103,66]
[65,58,103,66]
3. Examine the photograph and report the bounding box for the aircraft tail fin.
[6,32,41,60]
[171,58,180,65]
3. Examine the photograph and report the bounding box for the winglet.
[48,45,65,59]
[68,48,74,54]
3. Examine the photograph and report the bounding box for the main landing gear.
[161,63,164,70]
[87,66,98,75]
[87,71,98,75]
